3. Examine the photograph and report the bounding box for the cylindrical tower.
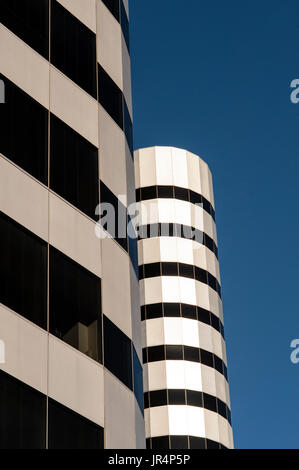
[135,146,233,449]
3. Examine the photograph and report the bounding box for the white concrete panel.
[218,416,230,448]
[186,150,201,194]
[174,200,192,226]
[145,318,165,347]
[163,318,183,345]
[215,371,227,404]
[171,148,189,189]
[186,406,206,438]
[0,156,49,241]
[135,402,146,449]
[165,361,186,389]
[179,278,197,305]
[149,406,169,438]
[0,305,47,394]
[184,362,203,392]
[141,238,161,265]
[50,66,98,147]
[0,25,50,109]
[201,365,217,397]
[48,335,104,427]
[99,106,127,197]
[97,1,123,90]
[168,406,188,436]
[155,147,173,186]
[142,277,163,305]
[136,147,157,188]
[181,318,200,348]
[158,199,176,224]
[204,409,220,443]
[49,193,102,277]
[101,237,132,339]
[198,322,214,353]
[58,0,96,32]
[159,237,177,262]
[146,362,167,392]
[176,238,194,265]
[161,277,181,303]
[104,370,136,448]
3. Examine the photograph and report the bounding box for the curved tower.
[135,146,233,449]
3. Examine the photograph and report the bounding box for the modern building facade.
[135,147,233,449]
[0,0,145,449]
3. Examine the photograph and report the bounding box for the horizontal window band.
[139,262,222,298]
[146,435,228,450]
[136,185,216,221]
[138,223,218,259]
[141,303,225,339]
[144,389,232,425]
[143,345,228,381]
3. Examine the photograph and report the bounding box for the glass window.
[144,263,161,279]
[0,0,49,59]
[174,187,189,202]
[179,263,194,279]
[164,303,181,318]
[166,345,183,361]
[133,347,144,414]
[0,212,47,329]
[151,436,170,449]
[102,0,120,21]
[104,316,132,390]
[157,186,174,199]
[187,390,203,408]
[50,114,99,221]
[204,394,217,413]
[181,304,197,320]
[140,186,157,201]
[49,246,102,363]
[171,436,189,450]
[200,349,214,368]
[120,1,130,52]
[51,0,97,98]
[189,437,206,449]
[184,346,200,363]
[48,399,104,449]
[195,266,207,284]
[197,307,211,325]
[161,263,178,277]
[0,74,48,184]
[100,182,128,251]
[168,389,186,406]
[149,390,167,408]
[0,370,46,449]
[98,64,123,128]
[146,346,165,363]
[146,303,163,319]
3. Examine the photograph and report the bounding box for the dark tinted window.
[150,390,167,407]
[128,216,138,278]
[100,182,128,251]
[200,349,214,368]
[98,64,123,128]
[184,346,199,363]
[51,1,97,97]
[0,212,47,329]
[49,247,102,362]
[144,263,161,278]
[104,316,132,389]
[50,114,99,220]
[141,186,157,201]
[164,303,181,318]
[124,98,133,154]
[48,399,103,449]
[146,303,163,319]
[0,0,49,59]
[179,263,194,279]
[151,436,170,449]
[189,436,205,449]
[120,1,130,52]
[195,267,207,284]
[0,74,48,184]
[133,347,144,414]
[168,389,185,405]
[0,370,46,449]
[162,263,178,277]
[147,346,165,363]
[102,0,120,21]
[158,186,174,198]
[217,399,227,419]
[206,439,220,449]
[181,304,197,320]
[187,390,203,408]
[174,187,189,202]
[197,307,211,325]
[171,436,189,450]
[166,345,183,360]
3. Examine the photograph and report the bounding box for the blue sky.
[130,0,299,449]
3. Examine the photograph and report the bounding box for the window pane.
[98,64,123,128]
[50,114,99,221]
[0,212,47,329]
[149,390,167,407]
[0,74,48,184]
[49,246,102,363]
[48,399,104,449]
[51,0,97,97]
[133,347,144,414]
[102,0,120,21]
[0,371,46,449]
[0,0,49,59]
[100,181,128,251]
[104,316,133,390]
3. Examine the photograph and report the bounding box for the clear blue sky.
[130,0,299,449]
